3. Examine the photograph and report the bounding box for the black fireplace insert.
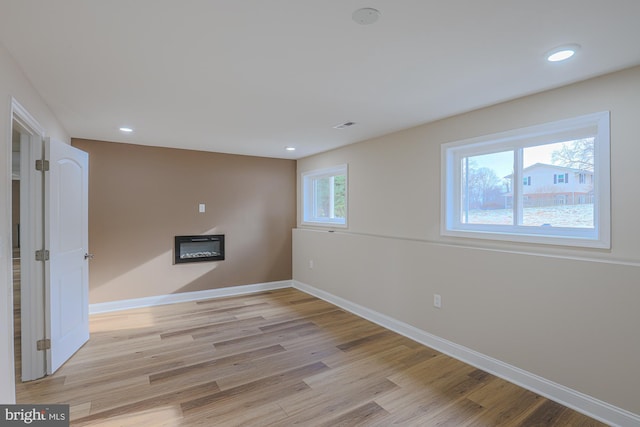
[174,235,225,264]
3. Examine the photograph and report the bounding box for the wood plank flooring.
[14,288,607,426]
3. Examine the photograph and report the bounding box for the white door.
[44,138,89,374]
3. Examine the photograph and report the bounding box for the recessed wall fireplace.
[174,235,225,264]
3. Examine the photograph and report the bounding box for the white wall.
[294,66,640,419]
[0,41,69,403]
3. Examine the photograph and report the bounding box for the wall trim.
[292,280,640,427]
[89,280,293,314]
[294,227,640,268]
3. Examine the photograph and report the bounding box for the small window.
[441,112,610,248]
[302,164,348,227]
[555,173,568,184]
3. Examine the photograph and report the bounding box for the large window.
[441,112,610,248]
[302,164,348,227]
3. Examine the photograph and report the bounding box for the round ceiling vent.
[352,8,381,25]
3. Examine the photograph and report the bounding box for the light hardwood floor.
[14,287,607,426]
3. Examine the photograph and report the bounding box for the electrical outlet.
[308,259,314,269]
[433,294,442,309]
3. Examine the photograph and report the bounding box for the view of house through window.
[461,138,595,228]
[442,111,610,248]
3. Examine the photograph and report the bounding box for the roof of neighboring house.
[504,163,593,179]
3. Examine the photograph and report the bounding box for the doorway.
[11,127,21,384]
[10,110,47,383]
[10,99,91,386]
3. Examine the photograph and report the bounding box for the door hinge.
[36,339,51,351]
[35,159,50,171]
[35,249,50,261]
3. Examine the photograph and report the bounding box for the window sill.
[441,227,609,250]
[301,220,348,229]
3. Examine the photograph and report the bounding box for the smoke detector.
[352,8,381,25]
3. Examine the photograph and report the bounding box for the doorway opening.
[10,99,91,391]
[10,101,47,384]
[11,126,21,384]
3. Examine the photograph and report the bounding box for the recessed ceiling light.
[119,127,133,133]
[285,146,296,151]
[352,8,380,25]
[546,44,580,62]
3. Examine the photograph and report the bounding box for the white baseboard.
[293,280,640,427]
[89,280,293,314]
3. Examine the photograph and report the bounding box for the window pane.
[313,177,331,218]
[461,151,513,225]
[522,139,595,228]
[313,174,346,220]
[333,175,346,219]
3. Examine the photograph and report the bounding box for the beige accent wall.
[71,139,296,304]
[294,66,640,416]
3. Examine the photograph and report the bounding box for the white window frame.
[441,111,610,249]
[301,164,348,228]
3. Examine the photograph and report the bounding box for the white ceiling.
[1,1,639,159]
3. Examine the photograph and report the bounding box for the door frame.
[10,98,47,381]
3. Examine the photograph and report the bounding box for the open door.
[44,138,89,374]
